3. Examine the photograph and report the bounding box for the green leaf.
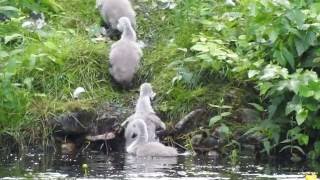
[4,34,23,44]
[190,43,209,52]
[208,104,232,109]
[44,41,57,50]
[299,85,314,97]
[258,82,273,95]
[268,30,279,43]
[282,47,295,69]
[263,140,271,155]
[294,38,308,56]
[0,50,9,58]
[296,109,308,125]
[0,6,19,12]
[218,123,230,136]
[305,31,317,46]
[220,112,232,117]
[248,70,259,78]
[248,103,264,112]
[273,50,287,67]
[297,134,309,146]
[285,9,305,28]
[209,115,222,127]
[285,101,301,115]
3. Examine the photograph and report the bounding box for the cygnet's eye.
[131,133,137,139]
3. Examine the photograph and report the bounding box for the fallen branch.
[158,108,206,138]
[174,108,206,131]
[85,132,116,141]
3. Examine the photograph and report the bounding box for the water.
[0,150,319,179]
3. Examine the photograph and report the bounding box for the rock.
[237,108,260,123]
[50,110,97,136]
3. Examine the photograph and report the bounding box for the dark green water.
[0,149,319,179]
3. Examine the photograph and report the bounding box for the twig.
[85,132,116,141]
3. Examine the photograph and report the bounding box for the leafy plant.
[169,0,320,159]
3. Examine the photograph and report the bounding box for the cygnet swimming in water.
[124,83,166,147]
[126,118,178,156]
[109,17,142,88]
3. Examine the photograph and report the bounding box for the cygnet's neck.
[121,23,136,41]
[135,95,155,114]
[126,119,148,153]
[136,119,148,143]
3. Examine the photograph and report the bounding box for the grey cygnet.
[96,0,136,30]
[126,118,178,156]
[124,83,166,147]
[109,17,142,88]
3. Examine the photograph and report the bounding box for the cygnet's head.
[139,83,156,100]
[126,119,149,153]
[117,17,131,32]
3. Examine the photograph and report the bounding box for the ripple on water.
[0,152,318,179]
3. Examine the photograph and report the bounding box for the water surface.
[0,150,318,179]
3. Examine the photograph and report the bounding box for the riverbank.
[1,0,240,148]
[1,0,320,161]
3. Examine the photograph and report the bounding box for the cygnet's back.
[96,0,136,29]
[125,82,165,144]
[135,142,178,157]
[109,17,141,88]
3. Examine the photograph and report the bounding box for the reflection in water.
[0,150,319,179]
[124,155,178,178]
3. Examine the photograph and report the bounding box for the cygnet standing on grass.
[126,118,178,156]
[109,17,142,88]
[124,83,166,147]
[96,0,136,38]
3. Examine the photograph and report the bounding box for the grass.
[0,0,246,149]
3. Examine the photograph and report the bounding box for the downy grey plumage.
[126,118,178,156]
[109,17,142,88]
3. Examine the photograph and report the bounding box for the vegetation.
[1,0,320,161]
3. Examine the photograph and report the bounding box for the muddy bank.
[50,102,133,155]
[0,99,265,160]
[49,100,224,155]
